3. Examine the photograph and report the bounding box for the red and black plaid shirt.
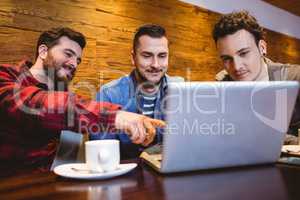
[0,61,121,175]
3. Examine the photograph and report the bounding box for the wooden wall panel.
[0,0,300,98]
[266,30,300,64]
[263,0,300,17]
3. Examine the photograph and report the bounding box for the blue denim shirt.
[90,71,183,159]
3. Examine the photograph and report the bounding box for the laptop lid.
[160,81,299,173]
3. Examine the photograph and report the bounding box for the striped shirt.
[138,92,157,118]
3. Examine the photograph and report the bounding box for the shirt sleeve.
[96,86,112,102]
[0,65,121,134]
[286,64,300,81]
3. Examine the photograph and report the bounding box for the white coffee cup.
[85,140,120,173]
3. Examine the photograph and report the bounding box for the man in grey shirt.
[212,10,300,143]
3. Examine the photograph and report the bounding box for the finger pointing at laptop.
[115,111,166,146]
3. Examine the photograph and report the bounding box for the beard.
[134,68,165,95]
[135,67,165,85]
[43,53,69,91]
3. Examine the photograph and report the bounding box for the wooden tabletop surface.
[1,160,300,200]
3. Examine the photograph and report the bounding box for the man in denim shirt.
[91,24,183,159]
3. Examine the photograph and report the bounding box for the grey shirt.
[216,57,300,137]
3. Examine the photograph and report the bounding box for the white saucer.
[54,163,137,180]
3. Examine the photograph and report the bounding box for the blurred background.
[0,0,299,98]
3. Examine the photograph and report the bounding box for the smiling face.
[43,36,83,84]
[132,35,169,85]
[216,29,266,81]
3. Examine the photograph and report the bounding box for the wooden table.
[1,160,300,200]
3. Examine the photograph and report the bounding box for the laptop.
[140,81,299,173]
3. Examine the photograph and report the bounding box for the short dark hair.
[212,10,265,45]
[35,27,86,59]
[133,24,167,53]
